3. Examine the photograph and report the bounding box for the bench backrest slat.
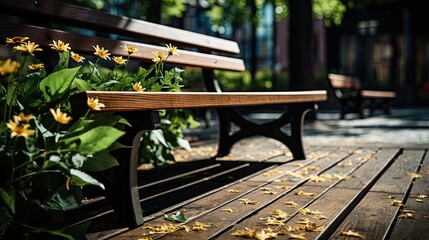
[0,0,240,55]
[0,23,246,72]
[328,73,361,89]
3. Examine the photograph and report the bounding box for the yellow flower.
[6,117,35,139]
[49,40,71,52]
[152,51,166,60]
[13,41,43,56]
[87,97,105,111]
[152,57,161,64]
[113,56,127,65]
[28,63,44,71]
[71,51,85,63]
[50,108,72,125]
[132,82,145,92]
[165,43,178,56]
[5,36,29,45]
[0,59,21,76]
[16,113,33,122]
[93,45,111,60]
[122,44,138,55]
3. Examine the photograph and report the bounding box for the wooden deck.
[90,138,429,240]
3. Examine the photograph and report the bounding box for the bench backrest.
[327,73,362,90]
[0,0,245,72]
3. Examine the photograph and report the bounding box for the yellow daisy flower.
[28,63,44,71]
[122,44,138,55]
[93,45,111,60]
[152,57,161,64]
[49,40,71,52]
[165,43,178,56]
[87,97,105,111]
[16,113,33,123]
[5,36,29,45]
[6,117,35,139]
[0,59,21,76]
[113,56,127,65]
[153,51,166,60]
[50,108,72,125]
[131,82,145,92]
[71,51,85,63]
[13,41,43,56]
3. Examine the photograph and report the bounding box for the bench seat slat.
[0,0,240,54]
[73,90,327,112]
[361,90,396,98]
[0,23,246,72]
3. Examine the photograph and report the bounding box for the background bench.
[328,73,396,119]
[0,0,327,233]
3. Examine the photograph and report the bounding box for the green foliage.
[312,0,346,27]
[206,0,347,27]
[0,36,191,238]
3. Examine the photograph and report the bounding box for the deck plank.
[146,148,361,239]
[370,150,425,194]
[216,149,371,239]
[388,150,429,240]
[109,147,429,240]
[274,148,400,239]
[328,150,425,240]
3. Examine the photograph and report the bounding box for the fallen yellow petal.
[289,232,307,240]
[228,189,241,193]
[339,230,365,238]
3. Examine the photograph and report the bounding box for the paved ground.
[184,107,429,152]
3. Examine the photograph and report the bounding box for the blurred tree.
[206,0,346,89]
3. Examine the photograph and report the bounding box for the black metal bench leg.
[215,103,316,160]
[97,111,160,228]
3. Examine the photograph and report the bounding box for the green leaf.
[80,150,119,172]
[177,138,191,152]
[71,153,87,168]
[53,51,71,72]
[71,78,91,92]
[150,129,168,147]
[39,66,80,103]
[164,211,186,223]
[0,206,12,238]
[70,169,105,189]
[0,187,15,214]
[61,126,124,154]
[42,185,82,211]
[135,65,155,82]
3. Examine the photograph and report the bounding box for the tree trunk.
[289,0,314,90]
[147,1,161,23]
[250,0,257,89]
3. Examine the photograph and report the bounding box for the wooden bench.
[327,73,396,119]
[0,0,327,231]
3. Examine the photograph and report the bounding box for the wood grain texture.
[335,148,400,190]
[245,146,338,182]
[71,90,328,112]
[147,147,357,239]
[0,0,240,54]
[370,150,425,194]
[389,151,429,240]
[329,192,402,240]
[217,185,329,240]
[0,23,245,72]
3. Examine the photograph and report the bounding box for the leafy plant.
[0,37,193,238]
